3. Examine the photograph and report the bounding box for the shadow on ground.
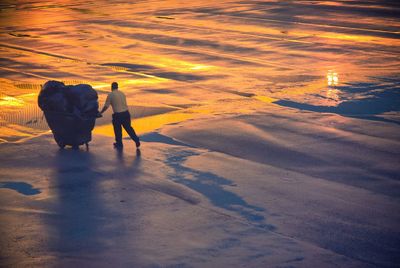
[275,79,400,125]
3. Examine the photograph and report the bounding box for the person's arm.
[99,94,111,114]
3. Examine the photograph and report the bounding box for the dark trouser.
[112,110,140,146]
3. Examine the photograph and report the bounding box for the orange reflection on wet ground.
[94,112,196,138]
[0,0,399,143]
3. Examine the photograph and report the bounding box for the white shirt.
[105,90,128,113]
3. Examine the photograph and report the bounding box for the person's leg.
[121,111,140,147]
[112,113,123,146]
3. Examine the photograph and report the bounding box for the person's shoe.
[113,143,123,148]
[135,141,141,148]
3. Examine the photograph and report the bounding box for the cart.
[44,111,96,149]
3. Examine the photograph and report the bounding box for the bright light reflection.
[327,71,339,86]
[0,96,25,107]
[190,65,213,70]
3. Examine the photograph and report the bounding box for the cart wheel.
[57,141,65,149]
[85,143,89,151]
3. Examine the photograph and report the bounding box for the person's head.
[111,82,118,91]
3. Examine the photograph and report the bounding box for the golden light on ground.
[326,89,340,101]
[0,96,25,107]
[253,95,277,103]
[93,112,195,137]
[0,124,47,143]
[123,77,169,86]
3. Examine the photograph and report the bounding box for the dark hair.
[111,82,118,90]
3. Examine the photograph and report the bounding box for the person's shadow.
[47,147,141,261]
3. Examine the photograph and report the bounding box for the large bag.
[38,81,99,118]
[38,80,99,148]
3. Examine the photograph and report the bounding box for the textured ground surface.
[0,1,399,267]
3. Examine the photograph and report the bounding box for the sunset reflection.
[0,0,398,143]
[326,88,340,102]
[0,96,25,107]
[327,71,339,86]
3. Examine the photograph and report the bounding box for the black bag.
[38,81,99,148]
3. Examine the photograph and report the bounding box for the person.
[99,82,140,149]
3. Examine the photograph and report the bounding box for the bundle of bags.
[38,80,99,118]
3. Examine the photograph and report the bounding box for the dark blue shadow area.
[47,150,124,255]
[50,150,106,253]
[48,148,142,251]
[0,181,41,195]
[141,132,196,147]
[165,149,273,229]
[275,80,400,125]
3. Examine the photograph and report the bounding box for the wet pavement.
[0,1,399,267]
[1,132,397,267]
[1,0,399,141]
